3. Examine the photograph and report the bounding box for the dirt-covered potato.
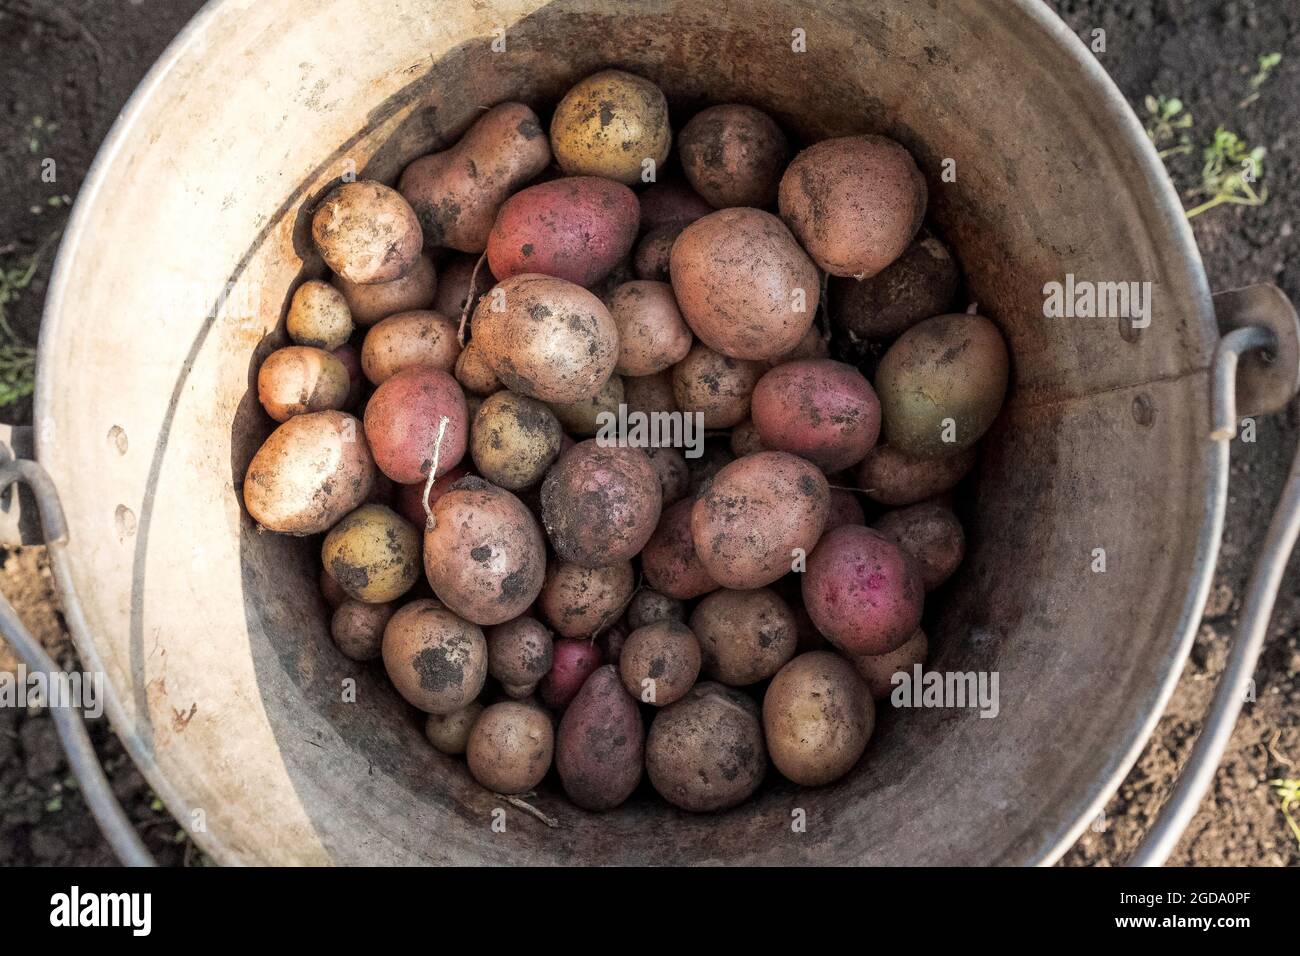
[632,224,683,281]
[333,253,437,326]
[321,503,421,603]
[359,310,460,384]
[645,681,766,812]
[853,628,927,700]
[541,441,661,567]
[454,340,502,397]
[802,525,924,656]
[875,313,1009,458]
[627,589,685,631]
[467,701,554,794]
[472,274,619,403]
[831,232,959,344]
[643,446,690,508]
[642,499,720,599]
[256,346,352,422]
[692,451,829,589]
[678,104,789,209]
[690,587,797,686]
[826,488,866,531]
[750,359,881,472]
[423,477,546,626]
[330,599,395,661]
[311,180,422,285]
[672,342,764,429]
[244,411,375,535]
[873,502,965,590]
[538,560,635,639]
[432,254,494,318]
[399,102,551,253]
[670,208,819,361]
[729,419,766,458]
[486,616,554,688]
[638,177,713,233]
[624,369,678,417]
[539,637,605,710]
[778,135,926,278]
[619,620,701,706]
[287,279,354,350]
[550,70,672,185]
[607,281,693,376]
[763,651,874,785]
[382,600,487,714]
[425,702,484,755]
[470,390,562,490]
[547,374,624,437]
[556,665,644,809]
[363,365,468,484]
[856,443,976,506]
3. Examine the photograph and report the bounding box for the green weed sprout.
[1240,53,1282,108]
[1270,778,1300,850]
[0,246,45,407]
[1143,94,1194,158]
[1184,127,1266,219]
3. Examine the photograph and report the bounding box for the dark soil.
[0,0,1296,865]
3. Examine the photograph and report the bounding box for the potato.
[539,637,605,710]
[690,587,797,686]
[619,621,701,706]
[769,324,830,366]
[624,369,678,417]
[454,340,502,396]
[330,599,395,661]
[826,488,866,531]
[425,702,484,755]
[244,411,375,535]
[627,589,685,631]
[550,70,671,185]
[320,567,349,608]
[855,443,976,506]
[394,465,471,527]
[540,441,661,567]
[750,359,881,472]
[255,346,352,423]
[312,180,422,285]
[729,420,765,458]
[472,274,619,403]
[873,502,965,590]
[423,477,546,626]
[670,208,819,361]
[470,391,562,490]
[691,451,829,589]
[363,366,468,484]
[556,665,644,809]
[645,681,765,812]
[763,651,873,786]
[638,177,713,233]
[607,281,692,377]
[287,279,354,350]
[802,525,924,656]
[643,446,690,507]
[597,623,628,667]
[333,253,437,326]
[382,600,487,714]
[322,504,420,605]
[778,135,926,278]
[853,628,927,699]
[831,232,959,344]
[547,374,624,437]
[487,177,639,288]
[432,254,493,318]
[671,342,764,429]
[632,224,682,281]
[538,560,635,638]
[467,701,554,794]
[642,499,720,600]
[875,313,1009,458]
[399,102,551,252]
[678,104,789,209]
[332,343,364,409]
[359,310,460,385]
[486,616,554,688]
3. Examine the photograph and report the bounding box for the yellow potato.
[550,70,672,185]
[321,503,421,603]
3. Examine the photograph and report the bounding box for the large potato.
[853,628,928,700]
[244,411,375,535]
[257,346,352,422]
[873,502,965,590]
[470,390,562,490]
[831,232,959,344]
[540,441,661,567]
[618,621,701,707]
[763,651,873,786]
[670,208,819,361]
[607,281,693,376]
[538,560,635,639]
[690,587,797,686]
[286,279,354,350]
[778,134,926,278]
[550,70,671,185]
[556,665,644,810]
[363,366,468,484]
[330,599,395,661]
[360,310,460,384]
[678,104,789,209]
[750,359,881,472]
[322,503,422,603]
[855,443,976,506]
[381,600,487,715]
[311,180,422,285]
[333,253,437,326]
[467,702,554,794]
[671,342,764,429]
[642,499,720,600]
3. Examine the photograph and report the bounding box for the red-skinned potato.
[487,177,639,288]
[678,104,789,209]
[322,503,422,603]
[690,587,797,686]
[486,616,554,688]
[642,499,720,600]
[332,343,364,409]
[398,102,551,253]
[360,310,460,384]
[381,599,487,715]
[467,701,554,794]
[286,280,353,350]
[541,441,661,567]
[672,342,764,429]
[364,366,467,484]
[538,560,635,638]
[751,359,881,472]
[778,134,927,278]
[470,390,562,490]
[873,502,965,590]
[638,177,713,233]
[330,599,395,661]
[669,208,819,361]
[556,665,644,809]
[539,637,605,710]
[432,254,494,318]
[394,465,471,527]
[425,702,483,755]
[550,70,671,185]
[607,281,693,376]
[692,451,830,589]
[632,224,683,281]
[831,232,959,343]
[257,346,352,422]
[333,254,437,326]
[619,621,701,706]
[802,524,924,656]
[853,628,928,699]
[763,651,873,785]
[826,488,866,531]
[856,443,976,506]
[312,180,422,285]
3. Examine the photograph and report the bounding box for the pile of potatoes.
[242,68,1009,813]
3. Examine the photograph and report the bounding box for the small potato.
[643,446,690,508]
[556,665,644,809]
[873,502,965,590]
[750,359,881,472]
[394,465,471,527]
[257,346,352,422]
[550,70,671,185]
[322,504,421,603]
[363,366,468,484]
[539,637,606,710]
[632,224,682,281]
[597,624,628,667]
[470,391,562,490]
[382,600,487,714]
[624,370,678,417]
[423,477,546,626]
[642,499,720,599]
[432,254,494,318]
[287,280,354,350]
[678,104,789,209]
[332,343,364,409]
[729,419,766,458]
[320,568,349,608]
[455,340,502,396]
[330,599,395,661]
[638,177,713,233]
[763,651,873,786]
[826,488,866,531]
[607,281,693,376]
[540,441,661,567]
[333,254,437,326]
[778,135,926,278]
[548,374,624,437]
[312,180,423,285]
[690,587,797,686]
[244,411,376,535]
[831,232,959,343]
[627,589,685,631]
[672,342,764,429]
[875,313,1009,458]
[853,628,927,700]
[467,702,554,794]
[619,621,701,706]
[425,702,484,755]
[691,451,829,590]
[399,102,551,253]
[684,438,735,488]
[670,208,819,361]
[769,324,831,366]
[360,310,461,385]
[538,560,635,639]
[486,616,554,687]
[645,681,766,812]
[856,443,976,506]
[802,525,924,656]
[472,274,619,403]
